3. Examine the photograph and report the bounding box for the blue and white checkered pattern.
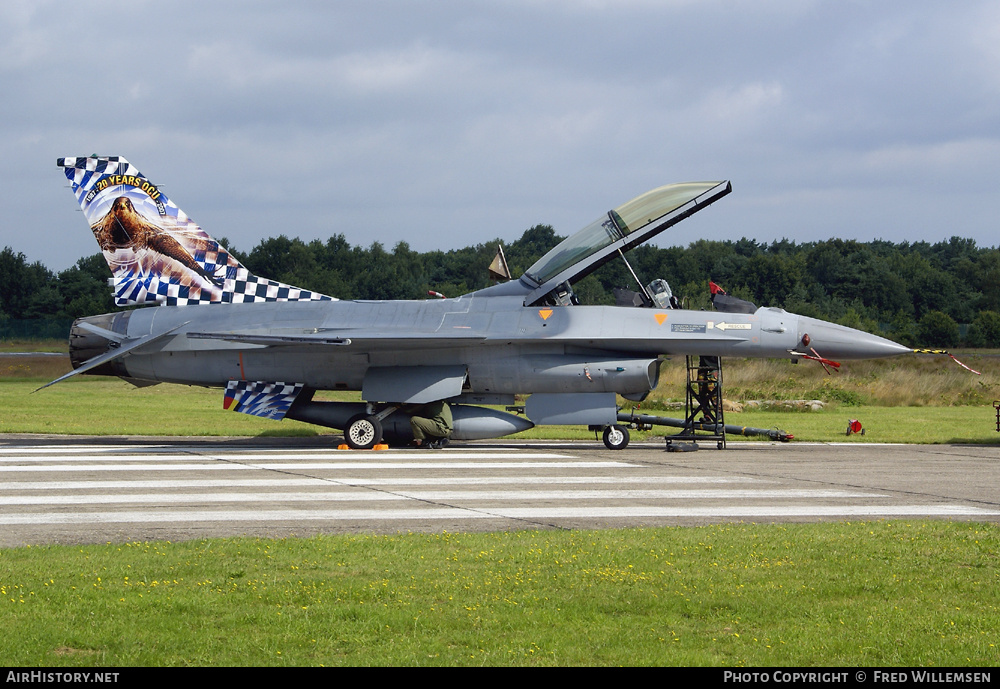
[224,380,304,420]
[58,156,335,307]
[59,156,141,199]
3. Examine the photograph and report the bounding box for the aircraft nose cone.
[798,317,911,360]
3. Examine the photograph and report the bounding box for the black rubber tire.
[602,424,630,450]
[345,414,383,449]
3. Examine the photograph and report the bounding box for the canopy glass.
[524,181,724,285]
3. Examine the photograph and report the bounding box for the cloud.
[3,1,999,273]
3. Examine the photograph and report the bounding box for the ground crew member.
[408,400,453,448]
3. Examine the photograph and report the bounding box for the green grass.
[4,378,1000,443]
[725,406,1000,444]
[0,378,325,437]
[3,351,1000,442]
[0,339,66,353]
[645,353,1000,408]
[1,522,997,666]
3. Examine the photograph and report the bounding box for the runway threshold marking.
[1,442,996,533]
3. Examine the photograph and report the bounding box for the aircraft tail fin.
[57,156,334,307]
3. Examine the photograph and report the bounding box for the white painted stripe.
[495,505,1000,518]
[0,455,233,463]
[0,461,636,473]
[243,461,638,469]
[0,488,881,506]
[1,504,996,525]
[354,489,888,501]
[0,446,159,454]
[0,492,399,505]
[0,452,576,462]
[0,476,764,490]
[0,464,255,472]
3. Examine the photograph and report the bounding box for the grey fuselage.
[72,283,910,402]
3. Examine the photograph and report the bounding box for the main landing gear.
[344,414,383,450]
[343,403,401,449]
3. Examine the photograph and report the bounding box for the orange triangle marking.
[654,313,668,325]
[539,309,553,320]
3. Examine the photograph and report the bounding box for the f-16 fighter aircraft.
[48,156,910,448]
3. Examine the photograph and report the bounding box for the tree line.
[2,228,999,348]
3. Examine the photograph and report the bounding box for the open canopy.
[521,180,731,305]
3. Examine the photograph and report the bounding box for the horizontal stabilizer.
[75,320,127,343]
[35,321,189,391]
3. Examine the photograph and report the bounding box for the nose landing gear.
[601,424,630,450]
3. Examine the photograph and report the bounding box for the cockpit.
[519,181,732,307]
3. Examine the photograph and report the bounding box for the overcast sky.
[3,0,998,272]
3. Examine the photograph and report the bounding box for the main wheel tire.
[345,414,382,449]
[602,424,630,450]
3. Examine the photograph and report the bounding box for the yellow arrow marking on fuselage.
[654,313,668,325]
[538,309,553,320]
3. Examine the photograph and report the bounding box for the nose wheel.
[602,424,630,450]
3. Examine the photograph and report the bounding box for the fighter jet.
[48,156,910,448]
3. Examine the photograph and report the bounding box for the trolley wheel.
[602,424,630,450]
[344,414,383,449]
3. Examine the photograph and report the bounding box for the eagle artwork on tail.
[90,196,224,287]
